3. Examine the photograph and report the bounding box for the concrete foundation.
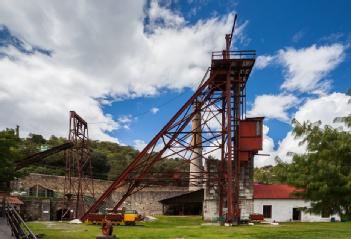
[203,199,218,221]
[203,159,219,221]
[203,158,254,221]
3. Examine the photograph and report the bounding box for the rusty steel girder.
[82,14,261,224]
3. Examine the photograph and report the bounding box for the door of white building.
[292,208,301,221]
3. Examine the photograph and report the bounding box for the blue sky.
[0,0,350,166]
[104,0,351,146]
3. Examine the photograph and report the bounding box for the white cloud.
[254,125,275,167]
[247,94,298,122]
[294,92,351,129]
[148,0,185,29]
[255,55,275,69]
[0,47,118,142]
[254,44,345,93]
[255,92,351,167]
[276,131,307,164]
[118,115,132,124]
[150,107,159,114]
[251,43,346,165]
[255,130,306,168]
[0,1,244,141]
[133,139,147,151]
[117,115,133,130]
[279,44,345,93]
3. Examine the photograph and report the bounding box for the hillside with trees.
[0,129,189,190]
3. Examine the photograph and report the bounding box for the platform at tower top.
[209,50,256,91]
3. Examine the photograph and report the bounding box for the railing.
[212,50,256,60]
[5,204,37,239]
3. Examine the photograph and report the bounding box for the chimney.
[15,125,20,138]
[189,101,203,191]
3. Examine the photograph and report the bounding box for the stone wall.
[12,173,112,195]
[20,198,42,220]
[20,197,67,221]
[112,190,187,215]
[14,174,188,220]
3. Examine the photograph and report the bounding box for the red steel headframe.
[81,14,257,224]
[64,111,95,219]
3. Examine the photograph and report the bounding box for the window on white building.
[263,205,272,218]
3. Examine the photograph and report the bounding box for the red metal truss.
[81,68,222,219]
[81,14,262,224]
[64,111,95,219]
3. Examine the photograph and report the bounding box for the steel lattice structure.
[64,111,95,219]
[82,15,262,224]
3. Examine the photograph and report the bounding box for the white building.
[253,184,340,222]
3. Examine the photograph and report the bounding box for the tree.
[254,161,290,184]
[0,128,193,185]
[0,129,20,190]
[254,166,275,184]
[28,133,46,144]
[91,151,110,180]
[278,120,351,218]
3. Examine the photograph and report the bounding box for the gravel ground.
[0,217,13,239]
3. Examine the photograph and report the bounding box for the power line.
[88,90,190,125]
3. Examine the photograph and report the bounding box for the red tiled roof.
[254,184,303,199]
[5,196,24,205]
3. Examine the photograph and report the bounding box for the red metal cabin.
[239,117,264,161]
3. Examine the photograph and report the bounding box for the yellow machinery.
[123,209,142,226]
[85,208,143,226]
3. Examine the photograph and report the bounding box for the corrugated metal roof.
[254,184,303,199]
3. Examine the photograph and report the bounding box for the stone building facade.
[11,173,188,220]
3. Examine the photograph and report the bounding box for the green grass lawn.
[28,216,351,239]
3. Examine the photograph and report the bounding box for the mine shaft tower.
[82,15,263,224]
[64,111,95,219]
